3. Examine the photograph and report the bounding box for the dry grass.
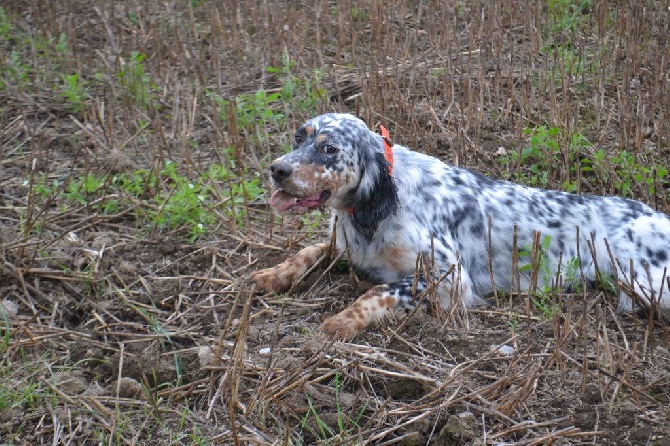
[1,0,669,444]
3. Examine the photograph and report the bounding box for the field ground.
[1,0,670,444]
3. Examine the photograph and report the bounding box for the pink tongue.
[269,190,323,212]
[269,190,298,211]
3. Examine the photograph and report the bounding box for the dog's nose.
[270,162,293,182]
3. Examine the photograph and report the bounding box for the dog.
[251,113,670,339]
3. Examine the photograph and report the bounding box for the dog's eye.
[294,133,304,145]
[323,145,339,155]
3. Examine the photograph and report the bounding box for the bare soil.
[1,0,669,444]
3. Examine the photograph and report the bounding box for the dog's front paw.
[250,267,292,294]
[319,311,364,340]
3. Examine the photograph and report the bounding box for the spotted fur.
[251,113,670,339]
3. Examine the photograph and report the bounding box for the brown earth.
[0,0,669,444]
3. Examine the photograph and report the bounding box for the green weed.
[301,210,326,237]
[0,7,10,41]
[502,125,668,201]
[0,8,27,92]
[532,292,562,320]
[517,237,618,318]
[508,312,520,334]
[501,126,571,188]
[147,158,261,240]
[563,254,617,295]
[0,352,55,434]
[542,1,591,86]
[518,235,552,284]
[117,51,156,110]
[208,51,328,147]
[298,373,368,443]
[350,6,368,21]
[54,32,68,59]
[271,56,328,117]
[58,73,89,113]
[1,49,30,91]
[208,88,284,146]
[519,235,562,318]
[546,0,592,35]
[0,9,69,92]
[28,156,263,242]
[0,375,43,413]
[63,172,106,205]
[586,149,669,199]
[32,30,69,69]
[548,45,585,82]
[564,257,583,292]
[152,159,217,241]
[595,271,617,294]
[237,89,285,130]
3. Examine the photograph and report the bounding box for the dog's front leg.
[319,283,402,339]
[251,243,330,293]
[320,268,478,339]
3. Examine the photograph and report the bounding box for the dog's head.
[268,113,398,239]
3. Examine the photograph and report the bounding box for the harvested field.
[1,0,669,444]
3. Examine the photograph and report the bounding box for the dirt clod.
[434,412,479,445]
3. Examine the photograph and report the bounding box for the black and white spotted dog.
[252,113,670,339]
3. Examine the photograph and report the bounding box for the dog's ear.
[352,141,399,240]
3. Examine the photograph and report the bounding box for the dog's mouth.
[269,190,331,213]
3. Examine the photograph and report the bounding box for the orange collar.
[380,124,394,176]
[348,125,394,215]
